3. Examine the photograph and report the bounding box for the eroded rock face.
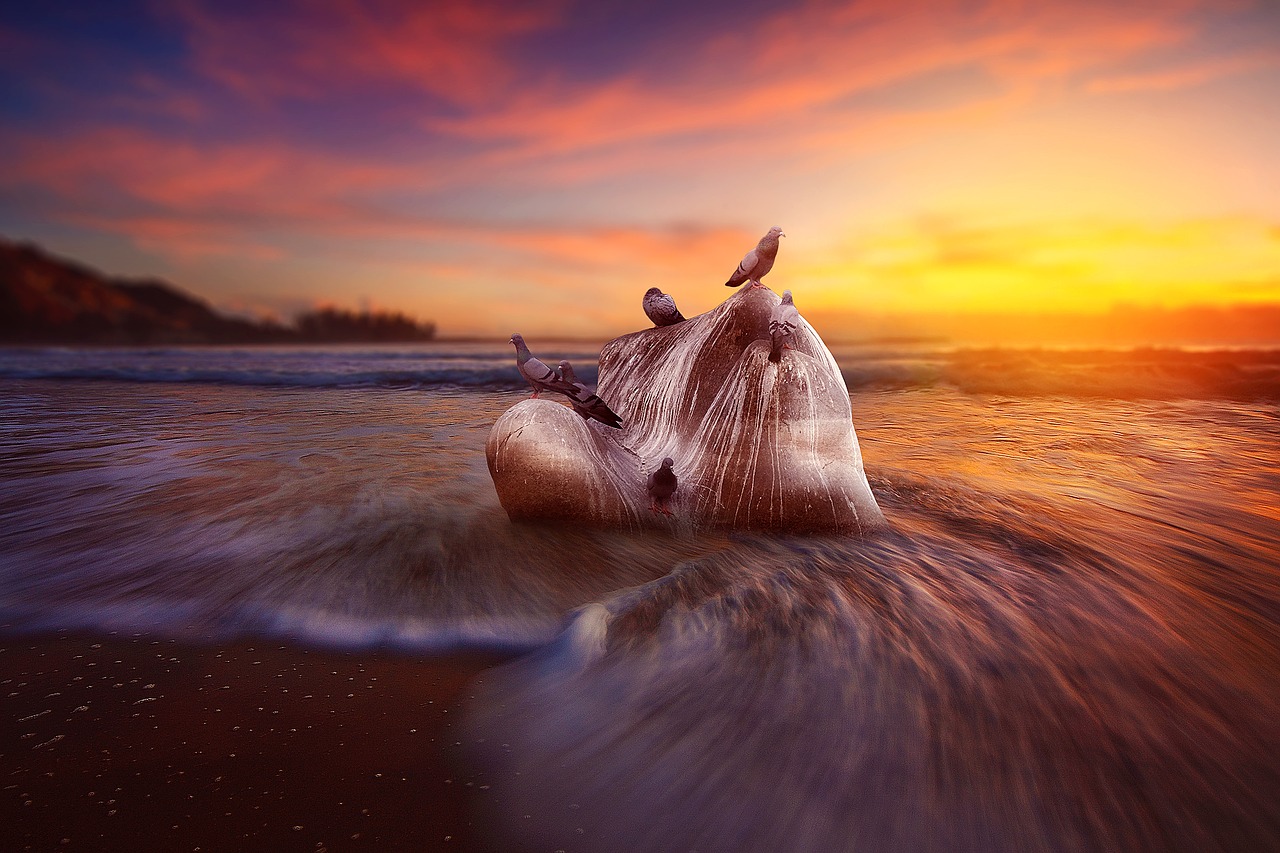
[485,286,884,534]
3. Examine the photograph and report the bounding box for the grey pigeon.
[642,287,686,327]
[647,457,677,515]
[557,360,623,429]
[510,333,575,398]
[725,226,784,288]
[769,290,800,363]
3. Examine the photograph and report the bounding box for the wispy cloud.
[429,0,1203,168]
[166,0,562,106]
[5,127,413,219]
[1086,50,1280,94]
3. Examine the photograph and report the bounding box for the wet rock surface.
[486,286,884,534]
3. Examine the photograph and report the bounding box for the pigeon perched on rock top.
[510,333,575,398]
[642,287,686,327]
[769,290,801,363]
[647,457,677,515]
[557,360,623,429]
[725,226,784,288]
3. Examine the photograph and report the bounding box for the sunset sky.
[1,0,1278,340]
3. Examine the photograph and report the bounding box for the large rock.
[486,286,884,534]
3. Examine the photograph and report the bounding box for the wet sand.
[1,632,514,852]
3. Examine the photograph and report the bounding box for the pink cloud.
[2,122,752,280]
[167,0,561,107]
[12,0,1252,208]
[8,127,418,220]
[68,216,289,262]
[104,74,213,123]
[428,0,1205,168]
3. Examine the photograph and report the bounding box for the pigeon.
[557,360,623,429]
[510,333,575,398]
[769,290,800,363]
[642,287,686,327]
[647,457,677,515]
[725,226,784,288]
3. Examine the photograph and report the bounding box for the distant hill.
[0,239,435,345]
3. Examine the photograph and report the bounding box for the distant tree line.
[294,307,436,342]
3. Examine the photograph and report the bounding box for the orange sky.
[1,0,1278,341]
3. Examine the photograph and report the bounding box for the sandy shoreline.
[1,631,517,852]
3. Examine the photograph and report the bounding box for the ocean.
[2,342,1278,851]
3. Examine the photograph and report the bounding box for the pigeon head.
[768,226,785,239]
[644,287,663,298]
[509,334,532,362]
[557,360,578,384]
[661,457,674,469]
[782,290,793,304]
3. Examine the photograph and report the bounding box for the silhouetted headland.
[0,238,436,345]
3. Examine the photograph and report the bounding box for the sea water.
[1,343,1277,851]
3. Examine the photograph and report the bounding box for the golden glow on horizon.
[795,215,1280,317]
[319,213,1280,339]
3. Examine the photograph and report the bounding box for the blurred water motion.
[466,393,1280,852]
[1,361,1278,851]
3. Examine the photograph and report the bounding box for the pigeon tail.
[570,392,623,428]
[557,360,622,428]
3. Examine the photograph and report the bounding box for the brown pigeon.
[647,457,677,515]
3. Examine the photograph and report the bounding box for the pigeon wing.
[725,248,760,287]
[647,292,685,325]
[647,467,677,501]
[660,293,685,322]
[521,356,575,393]
[769,302,801,362]
[568,383,623,428]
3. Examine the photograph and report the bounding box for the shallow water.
[2,367,1278,851]
[472,391,1280,851]
[0,380,720,648]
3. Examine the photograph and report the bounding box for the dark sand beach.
[3,633,511,852]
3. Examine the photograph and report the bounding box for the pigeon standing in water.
[769,290,800,363]
[557,360,623,429]
[647,458,677,515]
[642,287,686,327]
[725,226,784,288]
[510,334,574,398]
